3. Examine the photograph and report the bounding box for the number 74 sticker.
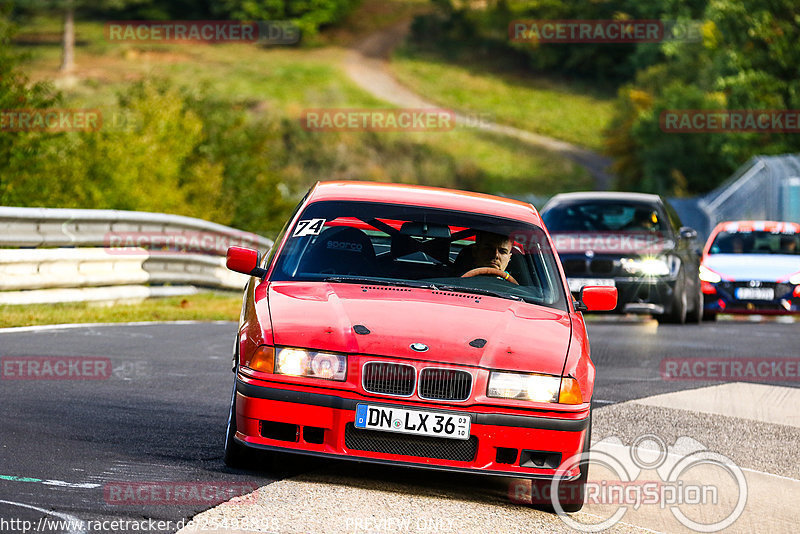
[292,218,326,237]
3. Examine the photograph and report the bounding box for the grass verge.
[391,48,615,152]
[0,292,241,328]
[12,18,591,196]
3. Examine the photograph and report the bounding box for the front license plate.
[735,287,774,300]
[568,278,616,293]
[354,404,471,440]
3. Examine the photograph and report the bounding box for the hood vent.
[353,324,370,335]
[361,285,412,292]
[431,291,481,302]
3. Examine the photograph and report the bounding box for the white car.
[699,221,800,319]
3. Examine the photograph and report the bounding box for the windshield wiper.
[322,276,437,290]
[431,284,524,301]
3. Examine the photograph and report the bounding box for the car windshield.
[543,201,667,233]
[270,200,568,310]
[709,230,800,255]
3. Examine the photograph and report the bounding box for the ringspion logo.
[509,434,747,532]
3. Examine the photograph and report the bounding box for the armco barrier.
[0,207,273,305]
[0,248,150,291]
[0,207,271,249]
[0,285,200,306]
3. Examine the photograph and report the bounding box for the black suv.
[541,192,702,324]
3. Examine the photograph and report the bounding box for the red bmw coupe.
[223,181,616,511]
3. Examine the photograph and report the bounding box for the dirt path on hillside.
[343,21,614,190]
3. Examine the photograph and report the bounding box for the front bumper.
[703,283,800,315]
[234,377,589,480]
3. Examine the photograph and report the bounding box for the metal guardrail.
[0,207,273,305]
[700,154,800,230]
[0,206,271,249]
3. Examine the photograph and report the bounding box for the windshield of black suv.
[709,230,800,255]
[543,201,668,233]
[269,200,568,310]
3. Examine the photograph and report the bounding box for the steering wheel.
[461,267,519,285]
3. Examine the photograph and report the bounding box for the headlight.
[275,347,347,381]
[621,257,671,276]
[699,265,722,283]
[487,371,561,403]
[789,272,800,285]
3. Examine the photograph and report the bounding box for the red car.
[223,181,616,511]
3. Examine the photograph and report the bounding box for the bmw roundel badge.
[410,343,429,352]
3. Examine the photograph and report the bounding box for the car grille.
[719,281,792,298]
[362,362,415,396]
[418,368,472,401]
[563,259,587,275]
[344,423,477,462]
[563,258,617,276]
[590,259,614,274]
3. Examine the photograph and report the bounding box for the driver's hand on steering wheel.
[459,231,517,284]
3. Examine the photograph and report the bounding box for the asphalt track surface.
[1,319,798,533]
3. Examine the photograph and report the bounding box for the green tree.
[0,11,60,202]
[606,0,800,194]
[213,0,362,38]
[11,0,152,72]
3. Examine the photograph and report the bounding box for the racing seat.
[452,244,476,275]
[391,233,451,263]
[302,226,377,276]
[506,251,533,286]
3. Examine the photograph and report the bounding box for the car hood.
[267,282,571,375]
[550,231,674,256]
[703,254,800,281]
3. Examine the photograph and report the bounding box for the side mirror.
[679,227,697,241]
[226,246,267,278]
[575,286,617,312]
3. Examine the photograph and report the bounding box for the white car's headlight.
[275,347,347,381]
[699,265,722,283]
[789,272,800,285]
[487,371,561,403]
[621,257,671,276]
